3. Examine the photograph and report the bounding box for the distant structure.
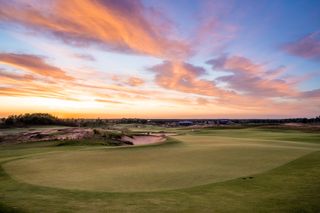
[217,119,233,125]
[178,121,194,126]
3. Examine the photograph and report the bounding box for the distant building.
[217,119,234,125]
[178,121,194,126]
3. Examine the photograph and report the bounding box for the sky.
[0,0,319,119]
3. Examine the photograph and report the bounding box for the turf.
[0,126,69,136]
[0,127,319,212]
[191,127,320,143]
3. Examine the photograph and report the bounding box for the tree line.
[0,113,319,128]
[0,113,76,128]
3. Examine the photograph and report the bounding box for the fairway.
[3,129,320,192]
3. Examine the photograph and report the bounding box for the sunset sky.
[0,0,319,118]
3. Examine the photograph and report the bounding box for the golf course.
[0,126,319,212]
[1,0,319,211]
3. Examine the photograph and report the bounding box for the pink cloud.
[207,55,298,97]
[127,77,144,87]
[0,68,35,81]
[149,60,231,97]
[73,53,95,61]
[282,32,320,61]
[300,89,320,99]
[0,53,74,80]
[0,84,78,101]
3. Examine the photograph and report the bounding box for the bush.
[93,129,101,135]
[3,113,62,127]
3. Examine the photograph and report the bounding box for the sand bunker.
[121,135,165,145]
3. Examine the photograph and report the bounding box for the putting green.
[3,135,319,192]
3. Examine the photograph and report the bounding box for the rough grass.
[54,138,127,147]
[0,128,319,212]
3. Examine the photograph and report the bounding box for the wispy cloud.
[0,85,78,101]
[0,53,73,80]
[149,60,232,97]
[282,32,320,61]
[127,77,145,87]
[0,68,35,82]
[300,89,320,99]
[0,0,189,58]
[95,99,124,104]
[207,55,298,97]
[73,53,95,61]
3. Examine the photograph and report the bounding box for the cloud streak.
[282,32,320,61]
[0,0,189,58]
[0,53,73,80]
[0,68,35,82]
[207,55,297,97]
[149,60,231,97]
[127,77,144,87]
[95,99,124,104]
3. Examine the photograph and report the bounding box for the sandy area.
[121,135,165,145]
[0,128,94,144]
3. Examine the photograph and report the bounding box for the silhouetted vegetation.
[0,113,76,128]
[1,113,319,129]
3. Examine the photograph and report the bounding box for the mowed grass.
[192,127,320,143]
[0,127,319,212]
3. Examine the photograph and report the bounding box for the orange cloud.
[95,99,124,104]
[0,60,77,101]
[127,77,144,87]
[73,82,156,97]
[0,53,73,80]
[0,0,189,58]
[110,75,145,87]
[0,68,35,82]
[150,60,232,97]
[0,85,78,101]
